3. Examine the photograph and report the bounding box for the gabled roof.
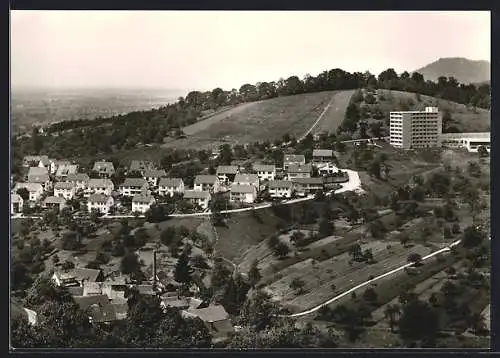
[93,161,115,173]
[15,182,44,193]
[132,194,155,204]
[253,164,276,172]
[292,177,324,185]
[184,190,211,199]
[121,178,148,188]
[58,268,103,283]
[194,175,218,185]
[143,169,167,178]
[28,174,50,183]
[54,182,75,190]
[129,160,155,172]
[28,167,49,177]
[88,194,112,203]
[43,196,66,205]
[87,178,114,188]
[268,180,293,189]
[284,154,306,163]
[55,164,78,177]
[67,173,90,182]
[73,294,110,310]
[159,177,183,187]
[216,166,239,175]
[230,184,256,194]
[234,173,259,184]
[312,149,333,157]
[287,164,312,173]
[183,304,229,322]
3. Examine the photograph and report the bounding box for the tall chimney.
[152,250,157,292]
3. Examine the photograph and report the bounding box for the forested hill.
[15,67,490,161]
[413,58,490,84]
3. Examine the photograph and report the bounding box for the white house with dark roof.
[143,169,167,187]
[54,181,76,200]
[27,166,52,191]
[253,164,276,181]
[43,196,67,211]
[312,149,334,165]
[283,154,306,170]
[132,194,156,213]
[14,183,44,202]
[286,164,312,180]
[292,177,324,196]
[55,163,78,181]
[268,180,294,198]
[194,175,220,193]
[233,173,259,189]
[158,178,185,197]
[11,193,23,214]
[87,194,114,214]
[184,190,211,209]
[66,173,90,190]
[85,179,114,197]
[216,166,239,184]
[318,163,340,176]
[119,178,149,197]
[52,268,104,287]
[229,184,257,204]
[92,161,115,178]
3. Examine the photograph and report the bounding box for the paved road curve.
[283,238,463,318]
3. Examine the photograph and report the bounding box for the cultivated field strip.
[264,242,432,311]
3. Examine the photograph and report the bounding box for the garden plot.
[372,262,463,328]
[263,241,432,312]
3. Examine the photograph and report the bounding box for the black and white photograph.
[10,10,491,349]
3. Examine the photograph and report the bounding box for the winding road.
[283,238,463,318]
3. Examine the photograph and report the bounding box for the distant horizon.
[10,56,491,94]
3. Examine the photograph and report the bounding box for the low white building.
[85,179,114,197]
[143,169,167,187]
[268,180,294,198]
[11,193,23,214]
[318,163,340,176]
[286,164,312,180]
[66,173,90,191]
[230,184,257,204]
[132,194,156,213]
[283,154,306,171]
[119,178,149,197]
[43,196,67,211]
[233,173,259,189]
[184,190,211,210]
[216,166,239,184]
[54,182,76,200]
[253,164,276,181]
[14,183,44,202]
[312,149,334,165]
[440,132,490,153]
[194,175,220,193]
[158,178,185,197]
[55,163,78,181]
[87,194,114,214]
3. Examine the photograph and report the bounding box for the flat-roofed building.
[389,107,442,149]
[440,132,490,153]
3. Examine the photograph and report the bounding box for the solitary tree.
[248,260,262,288]
[407,253,422,265]
[384,304,401,332]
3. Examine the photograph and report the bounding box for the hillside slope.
[375,89,490,132]
[413,57,490,84]
[163,90,355,150]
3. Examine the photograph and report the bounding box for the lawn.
[162,90,354,150]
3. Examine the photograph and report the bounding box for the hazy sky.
[11,11,490,91]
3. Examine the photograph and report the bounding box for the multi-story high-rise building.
[389,107,442,149]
